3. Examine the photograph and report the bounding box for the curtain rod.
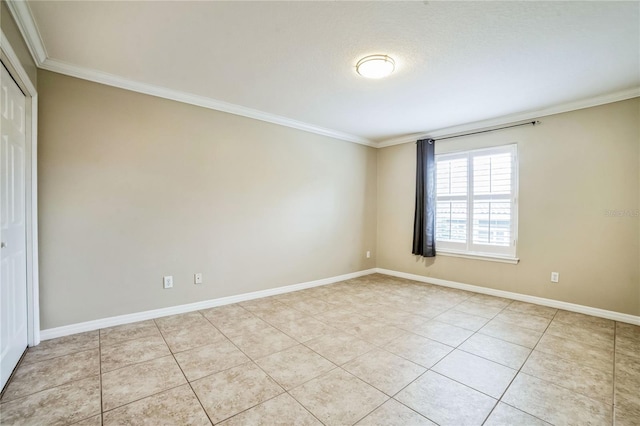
[422,120,540,142]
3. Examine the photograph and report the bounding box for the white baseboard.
[39,268,377,341]
[40,266,639,341]
[375,268,640,326]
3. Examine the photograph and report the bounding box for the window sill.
[437,250,520,264]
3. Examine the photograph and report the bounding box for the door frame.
[1,29,39,347]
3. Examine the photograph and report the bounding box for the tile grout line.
[336,282,620,421]
[98,321,196,416]
[5,343,98,367]
[245,284,537,424]
[211,289,406,425]
[381,333,454,369]
[101,382,188,417]
[14,341,100,368]
[279,279,384,426]
[99,323,162,348]
[153,316,215,425]
[326,366,392,426]
[511,318,618,405]
[261,291,410,358]
[401,301,517,421]
[386,369,435,423]
[0,356,102,406]
[284,375,333,426]
[480,308,560,426]
[612,321,617,426]
[445,305,547,370]
[0,341,32,402]
[8,277,632,425]
[98,332,170,375]
[98,330,104,425]
[530,329,615,373]
[235,300,329,349]
[497,373,615,423]
[543,320,619,353]
[99,319,223,421]
[201,309,327,426]
[383,298,523,371]
[206,304,318,364]
[52,336,103,426]
[446,296,514,425]
[340,346,420,395]
[375,298,514,426]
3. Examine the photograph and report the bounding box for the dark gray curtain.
[412,138,436,257]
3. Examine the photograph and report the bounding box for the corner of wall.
[0,0,38,87]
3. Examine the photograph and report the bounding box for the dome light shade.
[356,55,395,79]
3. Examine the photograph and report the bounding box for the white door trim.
[1,30,39,347]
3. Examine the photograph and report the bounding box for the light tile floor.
[1,274,639,425]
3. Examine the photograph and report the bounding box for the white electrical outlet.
[163,276,173,289]
[194,273,203,284]
[366,251,371,258]
[550,272,559,283]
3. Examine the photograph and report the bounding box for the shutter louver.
[435,145,517,257]
[472,153,512,247]
[436,157,467,243]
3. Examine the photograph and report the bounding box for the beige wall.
[36,66,640,328]
[378,98,640,316]
[38,70,377,329]
[1,0,37,86]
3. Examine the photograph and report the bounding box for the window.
[435,144,518,259]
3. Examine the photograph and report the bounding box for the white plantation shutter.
[435,155,468,249]
[435,145,517,257]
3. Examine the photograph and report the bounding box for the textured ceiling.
[26,1,640,143]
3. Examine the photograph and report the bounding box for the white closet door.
[0,62,28,391]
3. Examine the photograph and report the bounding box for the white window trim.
[437,249,520,264]
[435,144,518,261]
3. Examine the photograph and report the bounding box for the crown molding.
[1,30,36,95]
[6,0,640,149]
[40,58,376,146]
[4,0,46,65]
[5,1,375,147]
[377,87,640,148]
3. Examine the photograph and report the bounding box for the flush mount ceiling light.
[356,54,395,79]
